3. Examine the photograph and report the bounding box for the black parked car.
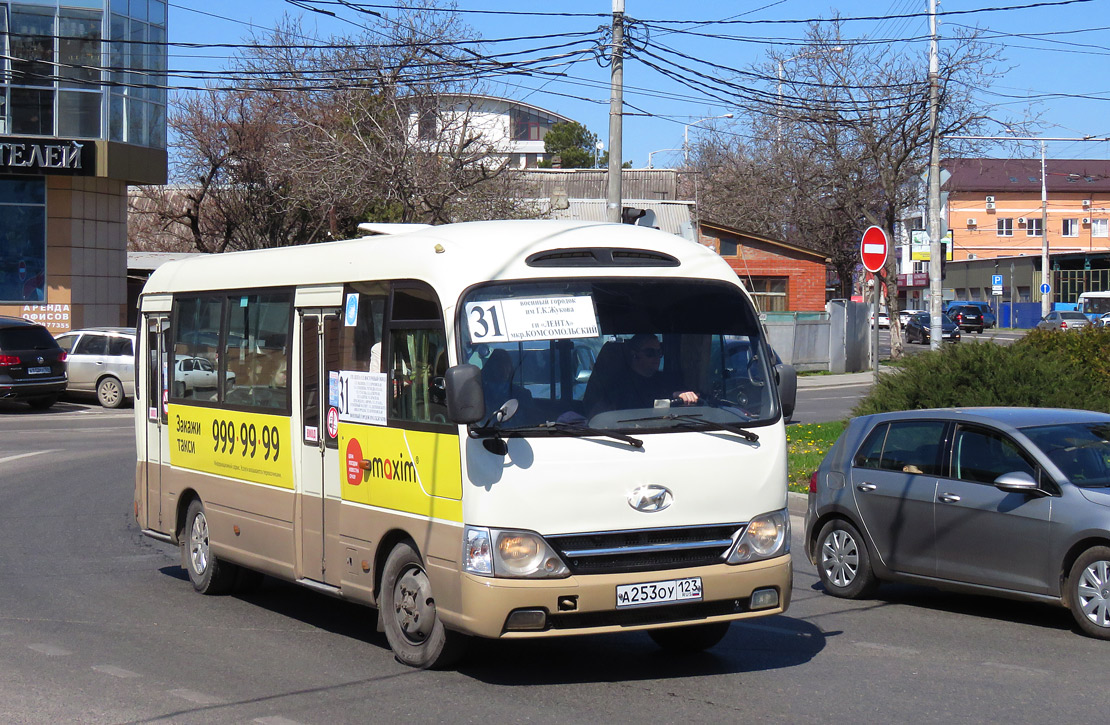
[947,305,985,333]
[904,312,960,344]
[0,316,68,409]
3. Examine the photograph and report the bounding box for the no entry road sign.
[861,226,888,273]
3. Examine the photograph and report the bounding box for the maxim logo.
[628,484,673,513]
[360,452,416,483]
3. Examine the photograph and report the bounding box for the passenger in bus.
[587,334,697,415]
[481,348,531,416]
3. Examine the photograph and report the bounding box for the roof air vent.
[526,248,680,268]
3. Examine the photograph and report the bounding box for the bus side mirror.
[445,364,485,424]
[775,362,797,421]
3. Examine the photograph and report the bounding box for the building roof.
[514,168,683,201]
[944,158,1110,194]
[417,93,574,123]
[699,219,830,262]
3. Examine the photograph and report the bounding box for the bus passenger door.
[298,310,341,584]
[142,315,170,532]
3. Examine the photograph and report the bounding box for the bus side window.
[340,284,387,373]
[390,328,449,425]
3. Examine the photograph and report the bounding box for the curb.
[787,491,807,518]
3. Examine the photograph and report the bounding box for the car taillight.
[0,354,20,366]
[809,470,819,494]
[1061,321,1069,329]
[58,351,67,362]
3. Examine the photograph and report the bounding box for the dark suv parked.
[0,316,68,409]
[947,305,984,333]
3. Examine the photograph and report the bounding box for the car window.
[73,333,108,356]
[1061,312,1087,320]
[55,333,79,353]
[0,325,58,350]
[854,423,889,469]
[108,336,133,356]
[855,420,946,475]
[952,426,1038,484]
[1022,422,1110,487]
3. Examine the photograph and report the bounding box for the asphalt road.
[1,396,1099,724]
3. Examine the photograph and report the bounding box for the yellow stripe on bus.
[339,423,462,522]
[168,404,295,489]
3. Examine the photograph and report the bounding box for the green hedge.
[853,328,1110,416]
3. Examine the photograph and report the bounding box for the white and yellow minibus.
[134,220,796,668]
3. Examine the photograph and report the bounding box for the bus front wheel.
[380,541,468,669]
[182,499,238,595]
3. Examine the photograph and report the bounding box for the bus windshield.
[459,278,780,433]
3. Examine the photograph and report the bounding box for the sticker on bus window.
[464,296,599,343]
[328,371,340,407]
[344,293,359,327]
[335,370,388,426]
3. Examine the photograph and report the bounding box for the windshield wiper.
[507,421,643,449]
[618,412,759,442]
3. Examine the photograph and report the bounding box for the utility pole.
[1040,140,1050,316]
[927,0,943,351]
[606,0,624,224]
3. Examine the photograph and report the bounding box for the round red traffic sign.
[860,226,889,273]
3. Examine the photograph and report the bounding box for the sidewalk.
[796,365,893,390]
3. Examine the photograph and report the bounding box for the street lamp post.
[683,114,733,165]
[647,148,681,169]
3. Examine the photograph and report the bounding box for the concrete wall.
[764,299,870,373]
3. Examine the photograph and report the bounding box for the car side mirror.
[994,471,1043,495]
[775,362,797,421]
[445,364,484,424]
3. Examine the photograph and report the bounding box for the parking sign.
[992,274,1003,287]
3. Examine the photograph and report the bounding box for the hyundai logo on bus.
[628,484,673,512]
[860,226,889,274]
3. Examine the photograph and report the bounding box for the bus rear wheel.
[182,499,237,595]
[380,541,468,669]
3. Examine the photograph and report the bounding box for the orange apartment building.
[945,158,1110,262]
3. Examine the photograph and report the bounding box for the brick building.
[698,220,829,312]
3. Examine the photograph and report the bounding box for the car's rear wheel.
[96,376,125,408]
[1067,546,1110,639]
[817,519,878,599]
[648,621,730,653]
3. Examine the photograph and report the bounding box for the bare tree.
[695,21,1013,358]
[132,5,538,253]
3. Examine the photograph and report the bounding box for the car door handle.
[856,483,877,492]
[938,493,961,503]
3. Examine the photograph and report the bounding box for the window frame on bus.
[168,287,295,416]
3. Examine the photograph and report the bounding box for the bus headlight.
[727,509,790,564]
[463,526,569,578]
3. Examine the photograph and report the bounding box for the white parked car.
[1096,312,1110,328]
[54,327,136,408]
[899,309,925,326]
[870,311,890,329]
[173,355,235,395]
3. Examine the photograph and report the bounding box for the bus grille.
[546,523,744,575]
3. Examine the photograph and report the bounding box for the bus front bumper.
[447,554,792,639]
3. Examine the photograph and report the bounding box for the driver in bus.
[590,334,698,414]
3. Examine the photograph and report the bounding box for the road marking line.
[169,689,222,705]
[254,718,306,725]
[27,643,72,656]
[93,665,141,678]
[0,450,61,465]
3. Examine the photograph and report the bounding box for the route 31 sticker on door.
[464,296,599,343]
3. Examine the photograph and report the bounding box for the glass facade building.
[0,0,167,329]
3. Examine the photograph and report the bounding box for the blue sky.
[167,1,1110,168]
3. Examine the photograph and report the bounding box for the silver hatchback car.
[54,327,136,408]
[805,407,1110,639]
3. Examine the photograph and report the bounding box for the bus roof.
[140,220,744,307]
